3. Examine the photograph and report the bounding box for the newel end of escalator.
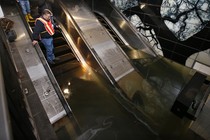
[171,72,209,120]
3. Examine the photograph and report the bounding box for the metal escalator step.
[51,60,80,76]
[39,43,72,56]
[53,37,67,46]
[54,53,76,64]
[54,30,63,38]
[54,45,71,56]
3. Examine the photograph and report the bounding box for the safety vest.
[36,17,55,35]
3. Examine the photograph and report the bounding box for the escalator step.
[51,60,80,76]
[53,37,67,46]
[54,30,63,38]
[27,19,79,77]
[54,44,71,56]
[54,53,77,65]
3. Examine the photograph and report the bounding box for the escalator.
[27,17,83,138]
[95,13,126,48]
[94,12,137,55]
[85,0,157,57]
[28,21,80,77]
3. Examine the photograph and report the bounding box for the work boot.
[27,13,33,20]
[25,15,29,22]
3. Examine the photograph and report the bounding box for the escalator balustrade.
[95,13,126,48]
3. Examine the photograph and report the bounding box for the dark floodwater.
[55,64,158,140]
[54,60,204,140]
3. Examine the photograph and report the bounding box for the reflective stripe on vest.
[36,17,55,35]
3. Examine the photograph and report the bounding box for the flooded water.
[55,63,159,140]
[54,60,204,140]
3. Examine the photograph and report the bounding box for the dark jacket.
[32,17,54,41]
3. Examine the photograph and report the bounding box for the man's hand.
[32,40,38,46]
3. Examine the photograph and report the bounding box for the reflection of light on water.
[80,64,93,80]
[63,82,72,99]
[76,116,113,140]
[68,82,71,86]
[63,89,71,99]
[63,88,70,94]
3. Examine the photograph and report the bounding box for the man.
[17,0,33,22]
[32,9,58,64]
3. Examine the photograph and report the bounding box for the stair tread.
[54,53,76,63]
[53,37,67,46]
[51,60,80,76]
[54,44,71,55]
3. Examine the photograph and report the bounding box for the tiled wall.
[111,0,210,75]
